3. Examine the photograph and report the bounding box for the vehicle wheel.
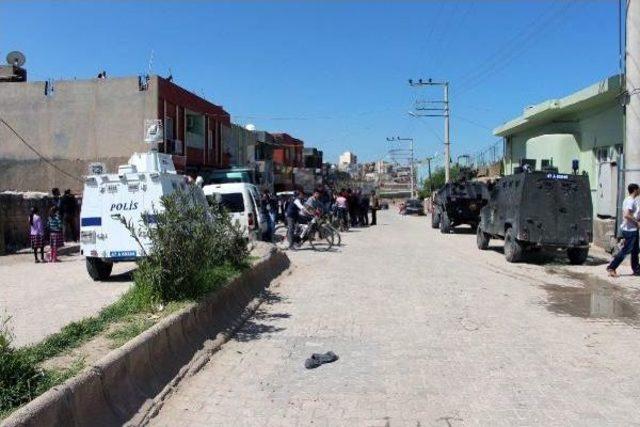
[476,226,490,250]
[86,257,113,281]
[273,225,290,250]
[504,227,523,263]
[439,212,452,234]
[310,224,334,251]
[567,247,589,265]
[431,210,440,229]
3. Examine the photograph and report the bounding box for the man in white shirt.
[607,183,640,277]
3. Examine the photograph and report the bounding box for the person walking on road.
[370,190,379,226]
[29,207,45,263]
[607,183,640,277]
[47,206,64,263]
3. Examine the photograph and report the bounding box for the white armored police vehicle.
[80,121,203,280]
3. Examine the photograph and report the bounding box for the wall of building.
[504,103,623,189]
[223,124,257,168]
[0,76,157,191]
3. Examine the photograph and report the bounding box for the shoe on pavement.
[607,268,618,277]
[304,351,339,369]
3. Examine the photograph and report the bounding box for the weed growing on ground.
[106,317,155,349]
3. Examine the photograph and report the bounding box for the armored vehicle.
[476,165,593,264]
[431,170,489,233]
[80,121,208,281]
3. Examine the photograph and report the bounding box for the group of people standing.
[28,188,78,263]
[335,188,379,228]
[280,186,380,250]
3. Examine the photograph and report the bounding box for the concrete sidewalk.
[0,252,133,347]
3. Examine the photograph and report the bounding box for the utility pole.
[626,0,640,187]
[387,136,415,198]
[408,78,451,182]
[424,156,433,194]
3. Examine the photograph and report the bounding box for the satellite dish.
[245,123,256,131]
[6,51,26,67]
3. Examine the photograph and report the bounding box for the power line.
[0,117,84,183]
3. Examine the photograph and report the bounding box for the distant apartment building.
[338,151,357,171]
[0,74,230,192]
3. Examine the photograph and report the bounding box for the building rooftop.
[493,75,622,137]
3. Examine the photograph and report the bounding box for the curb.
[2,249,290,427]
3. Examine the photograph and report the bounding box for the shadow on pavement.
[105,269,136,282]
[487,245,609,267]
[234,289,288,343]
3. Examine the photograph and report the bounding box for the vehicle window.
[219,193,245,212]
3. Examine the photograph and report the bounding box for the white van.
[202,183,267,240]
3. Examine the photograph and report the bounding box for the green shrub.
[132,186,248,303]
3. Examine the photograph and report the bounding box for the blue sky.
[1,1,621,173]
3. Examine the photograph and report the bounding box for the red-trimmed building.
[271,133,304,191]
[156,76,231,175]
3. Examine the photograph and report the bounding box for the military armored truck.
[476,165,593,264]
[431,170,489,233]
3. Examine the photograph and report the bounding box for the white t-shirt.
[620,196,638,232]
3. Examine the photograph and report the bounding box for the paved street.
[150,210,640,426]
[0,253,132,347]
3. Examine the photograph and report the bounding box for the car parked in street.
[404,198,425,215]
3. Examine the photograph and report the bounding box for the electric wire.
[0,117,84,183]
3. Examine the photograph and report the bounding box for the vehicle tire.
[431,210,440,229]
[567,247,589,265]
[504,227,523,263]
[86,257,113,281]
[476,226,490,250]
[439,212,452,234]
[310,224,334,252]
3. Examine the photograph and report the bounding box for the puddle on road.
[541,269,639,323]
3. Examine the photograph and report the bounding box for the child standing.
[47,206,64,262]
[29,207,45,263]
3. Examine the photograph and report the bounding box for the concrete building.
[222,123,257,168]
[338,151,357,172]
[270,133,303,192]
[0,75,230,192]
[494,75,624,249]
